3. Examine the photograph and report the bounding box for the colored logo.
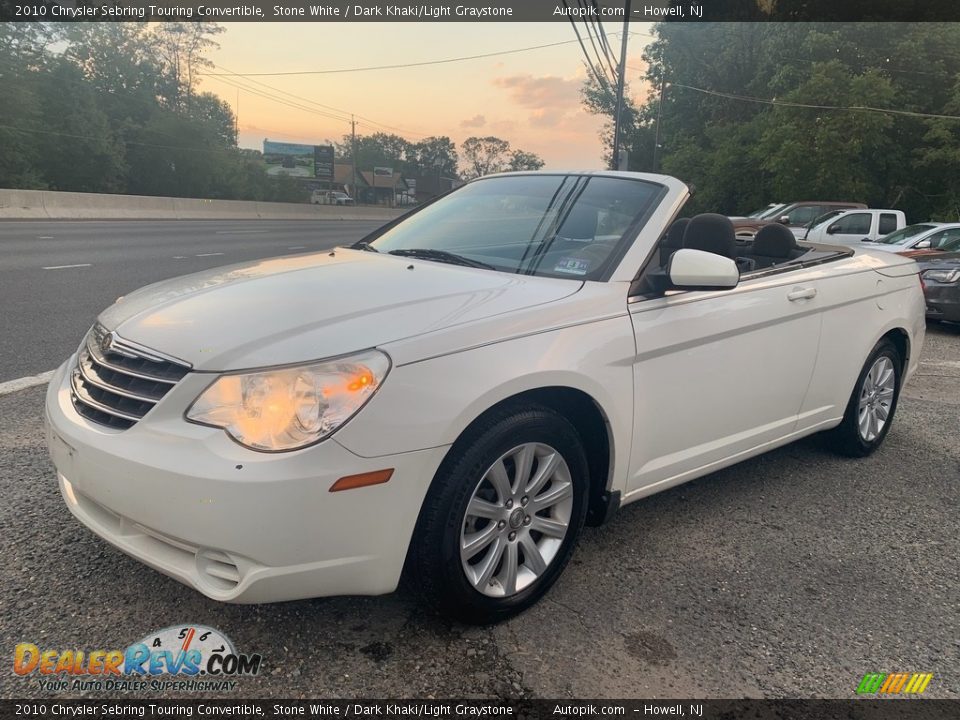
[13,625,261,693]
[856,672,933,695]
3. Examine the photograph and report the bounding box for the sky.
[203,22,654,170]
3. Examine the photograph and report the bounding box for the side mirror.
[826,224,840,234]
[667,248,740,291]
[915,239,931,249]
[778,215,790,224]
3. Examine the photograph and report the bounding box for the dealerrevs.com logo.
[13,625,262,693]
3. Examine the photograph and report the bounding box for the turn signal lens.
[186,350,390,451]
[329,469,394,492]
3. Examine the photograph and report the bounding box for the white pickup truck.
[803,209,906,245]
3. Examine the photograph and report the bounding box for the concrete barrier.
[0,188,403,221]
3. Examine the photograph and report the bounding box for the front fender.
[333,314,637,497]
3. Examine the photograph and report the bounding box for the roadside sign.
[314,145,334,180]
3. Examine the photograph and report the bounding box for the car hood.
[99,249,582,371]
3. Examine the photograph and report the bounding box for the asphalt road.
[0,220,957,700]
[0,220,383,383]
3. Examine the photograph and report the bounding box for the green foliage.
[460,136,544,178]
[334,133,460,179]
[0,22,305,202]
[584,22,960,221]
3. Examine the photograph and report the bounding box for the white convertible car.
[46,172,925,622]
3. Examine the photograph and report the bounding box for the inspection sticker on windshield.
[554,257,590,275]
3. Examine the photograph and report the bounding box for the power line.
[578,1,618,83]
[198,31,653,78]
[564,1,614,90]
[670,82,960,121]
[200,38,588,77]
[208,62,429,138]
[588,2,620,80]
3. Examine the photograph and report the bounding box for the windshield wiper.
[387,248,496,270]
[352,241,379,252]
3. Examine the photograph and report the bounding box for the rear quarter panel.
[799,251,925,426]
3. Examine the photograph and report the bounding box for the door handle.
[787,287,817,301]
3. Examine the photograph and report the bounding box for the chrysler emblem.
[100,331,114,356]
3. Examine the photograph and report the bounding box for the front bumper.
[924,284,960,322]
[45,358,447,603]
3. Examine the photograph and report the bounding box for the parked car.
[866,223,960,253]
[45,171,925,623]
[729,203,787,221]
[311,190,355,206]
[916,252,960,322]
[731,201,867,239]
[803,209,906,245]
[899,234,960,258]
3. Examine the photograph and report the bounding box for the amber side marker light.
[329,469,394,492]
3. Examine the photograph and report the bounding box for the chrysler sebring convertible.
[45,172,925,622]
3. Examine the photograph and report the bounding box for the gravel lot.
[1,323,957,700]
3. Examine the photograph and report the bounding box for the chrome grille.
[70,324,191,430]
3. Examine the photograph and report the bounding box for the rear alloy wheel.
[409,404,589,623]
[827,339,902,457]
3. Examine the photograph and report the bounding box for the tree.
[587,22,960,220]
[407,136,458,177]
[508,149,545,172]
[151,23,224,112]
[460,136,510,178]
[336,132,410,172]
[32,59,126,193]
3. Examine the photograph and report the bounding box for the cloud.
[460,114,487,129]
[493,74,583,112]
[492,73,588,129]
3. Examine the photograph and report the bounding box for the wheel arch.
[881,326,910,372]
[433,385,618,528]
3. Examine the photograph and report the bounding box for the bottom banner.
[1,700,958,720]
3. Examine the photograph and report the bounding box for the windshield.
[747,203,785,219]
[873,224,937,245]
[365,174,663,280]
[808,210,844,229]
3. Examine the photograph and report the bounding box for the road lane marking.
[215,230,266,234]
[0,370,54,397]
[38,236,54,239]
[172,256,187,259]
[42,263,91,270]
[288,246,306,250]
[195,253,224,257]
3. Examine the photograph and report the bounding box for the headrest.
[752,223,797,258]
[682,213,736,259]
[663,217,690,249]
[557,206,598,240]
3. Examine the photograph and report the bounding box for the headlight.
[922,268,960,284]
[186,350,390,452]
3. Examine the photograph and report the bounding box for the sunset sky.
[203,23,654,170]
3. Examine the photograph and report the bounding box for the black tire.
[826,339,903,457]
[408,403,589,624]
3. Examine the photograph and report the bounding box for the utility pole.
[351,115,359,204]
[611,0,631,171]
[234,89,239,145]
[652,74,665,172]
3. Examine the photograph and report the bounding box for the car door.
[625,268,822,496]
[919,227,960,250]
[822,211,873,245]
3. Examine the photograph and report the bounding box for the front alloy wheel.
[461,443,573,598]
[409,403,589,623]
